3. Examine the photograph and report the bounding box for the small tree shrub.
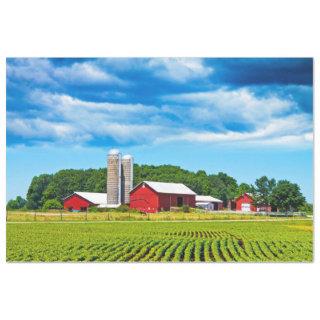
[182,205,190,213]
[42,199,63,210]
[115,204,129,212]
[6,196,27,210]
[88,206,99,212]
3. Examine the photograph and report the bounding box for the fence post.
[128,211,131,220]
[60,210,63,221]
[108,212,110,221]
[34,211,36,221]
[86,209,88,222]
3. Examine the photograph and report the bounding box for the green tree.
[26,174,53,209]
[6,196,27,210]
[252,176,276,207]
[270,180,305,212]
[298,202,313,215]
[208,172,238,205]
[236,183,252,197]
[24,164,236,209]
[43,199,63,210]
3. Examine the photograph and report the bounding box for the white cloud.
[7,91,168,145]
[155,114,312,145]
[8,87,312,148]
[7,58,127,86]
[53,62,127,85]
[99,58,213,82]
[7,113,91,143]
[159,88,312,146]
[6,59,55,85]
[29,90,158,120]
[147,58,213,82]
[164,87,296,125]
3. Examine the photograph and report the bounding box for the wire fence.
[5,210,311,223]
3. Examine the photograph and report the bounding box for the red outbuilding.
[129,181,196,213]
[235,193,272,213]
[235,193,256,212]
[63,192,107,211]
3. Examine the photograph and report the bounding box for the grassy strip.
[6,210,307,223]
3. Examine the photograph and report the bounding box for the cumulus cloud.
[155,114,312,145]
[28,90,158,121]
[7,86,313,148]
[7,58,127,86]
[6,59,55,85]
[147,58,213,82]
[99,58,213,83]
[7,113,91,143]
[160,88,312,146]
[7,91,168,145]
[164,87,296,124]
[53,62,127,85]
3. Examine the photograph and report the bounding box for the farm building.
[63,192,108,211]
[130,181,196,213]
[196,195,223,211]
[235,193,271,213]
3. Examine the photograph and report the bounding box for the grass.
[6,219,313,262]
[6,210,308,222]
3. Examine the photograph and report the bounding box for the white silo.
[121,155,133,204]
[107,149,121,206]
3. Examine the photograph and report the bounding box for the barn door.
[241,203,251,212]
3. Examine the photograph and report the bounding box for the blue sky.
[6,58,313,202]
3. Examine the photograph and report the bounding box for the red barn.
[63,192,107,211]
[235,193,271,213]
[235,193,256,212]
[130,181,196,213]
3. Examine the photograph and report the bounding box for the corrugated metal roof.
[142,181,196,195]
[74,192,108,205]
[196,195,223,203]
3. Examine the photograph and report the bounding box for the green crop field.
[6,219,313,262]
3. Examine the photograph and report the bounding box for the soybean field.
[6,220,313,262]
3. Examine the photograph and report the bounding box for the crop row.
[7,220,312,262]
[7,238,312,262]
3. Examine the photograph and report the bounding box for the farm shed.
[235,193,271,213]
[196,195,223,211]
[63,192,108,211]
[129,181,196,213]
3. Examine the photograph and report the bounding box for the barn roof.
[74,192,108,205]
[135,181,196,195]
[196,195,223,203]
[235,192,253,201]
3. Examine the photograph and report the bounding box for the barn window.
[68,207,73,212]
[177,197,183,207]
[80,207,87,212]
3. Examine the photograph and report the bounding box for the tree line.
[6,164,311,213]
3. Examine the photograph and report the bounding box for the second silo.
[121,155,133,204]
[107,149,121,205]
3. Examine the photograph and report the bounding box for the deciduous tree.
[270,180,305,212]
[6,196,27,210]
